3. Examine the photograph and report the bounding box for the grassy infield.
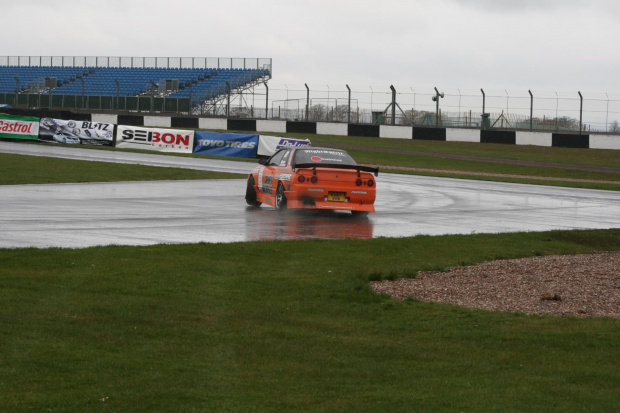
[1,136,619,412]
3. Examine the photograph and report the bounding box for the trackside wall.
[3,109,619,151]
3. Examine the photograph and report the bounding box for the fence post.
[346,84,351,124]
[264,81,269,119]
[528,90,533,130]
[480,88,486,129]
[578,91,583,135]
[305,83,309,121]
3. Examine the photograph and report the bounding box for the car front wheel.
[275,182,287,211]
[245,175,261,207]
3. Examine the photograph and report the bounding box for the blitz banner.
[194,131,259,158]
[0,113,39,140]
[116,125,195,154]
[257,135,311,157]
[39,118,114,146]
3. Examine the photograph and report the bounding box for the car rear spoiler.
[293,163,379,177]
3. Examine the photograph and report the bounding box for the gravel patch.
[370,252,620,318]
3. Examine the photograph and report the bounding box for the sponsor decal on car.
[277,173,293,181]
[262,175,273,194]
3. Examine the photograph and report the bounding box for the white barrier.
[199,118,227,130]
[317,122,348,136]
[446,128,480,142]
[257,119,287,133]
[380,125,412,139]
[516,131,552,147]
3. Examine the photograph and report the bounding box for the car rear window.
[294,149,357,166]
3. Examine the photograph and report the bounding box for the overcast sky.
[3,0,619,102]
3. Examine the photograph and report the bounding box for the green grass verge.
[0,153,244,185]
[3,135,619,188]
[1,229,619,412]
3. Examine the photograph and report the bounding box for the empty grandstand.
[0,56,272,115]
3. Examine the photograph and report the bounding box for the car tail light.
[310,176,318,184]
[367,179,375,187]
[298,175,306,183]
[356,178,363,186]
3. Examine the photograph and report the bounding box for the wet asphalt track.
[1,141,620,248]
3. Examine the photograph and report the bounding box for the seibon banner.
[0,113,40,140]
[116,125,195,153]
[39,118,114,146]
[257,135,311,156]
[194,131,259,158]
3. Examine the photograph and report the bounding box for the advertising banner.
[257,135,311,157]
[116,125,195,154]
[0,113,39,140]
[39,118,114,146]
[194,131,259,158]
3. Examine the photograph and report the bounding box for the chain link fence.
[252,85,620,133]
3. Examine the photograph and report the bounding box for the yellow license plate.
[327,192,346,202]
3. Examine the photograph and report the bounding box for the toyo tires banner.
[116,125,195,153]
[257,135,311,156]
[194,131,258,157]
[0,113,39,140]
[39,118,114,146]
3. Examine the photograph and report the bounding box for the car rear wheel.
[275,182,287,211]
[245,175,261,207]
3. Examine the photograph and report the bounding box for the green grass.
[1,229,619,412]
[0,152,244,185]
[3,135,619,188]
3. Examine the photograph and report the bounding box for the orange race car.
[245,147,378,214]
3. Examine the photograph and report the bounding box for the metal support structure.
[226,81,231,117]
[14,77,19,104]
[432,87,444,127]
[305,83,309,121]
[346,84,351,124]
[264,81,269,119]
[79,77,85,109]
[114,79,119,110]
[578,91,583,135]
[390,85,396,125]
[528,90,533,130]
[481,88,486,130]
[373,85,412,126]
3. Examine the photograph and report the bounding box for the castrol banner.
[0,113,40,140]
[257,135,311,157]
[194,131,258,158]
[116,125,195,153]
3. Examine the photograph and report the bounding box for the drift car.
[245,147,378,214]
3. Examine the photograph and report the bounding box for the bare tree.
[609,120,620,133]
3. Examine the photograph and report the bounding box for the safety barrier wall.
[88,114,619,149]
[1,107,619,150]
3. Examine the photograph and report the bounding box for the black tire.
[275,182,287,211]
[245,175,261,207]
[351,210,369,217]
